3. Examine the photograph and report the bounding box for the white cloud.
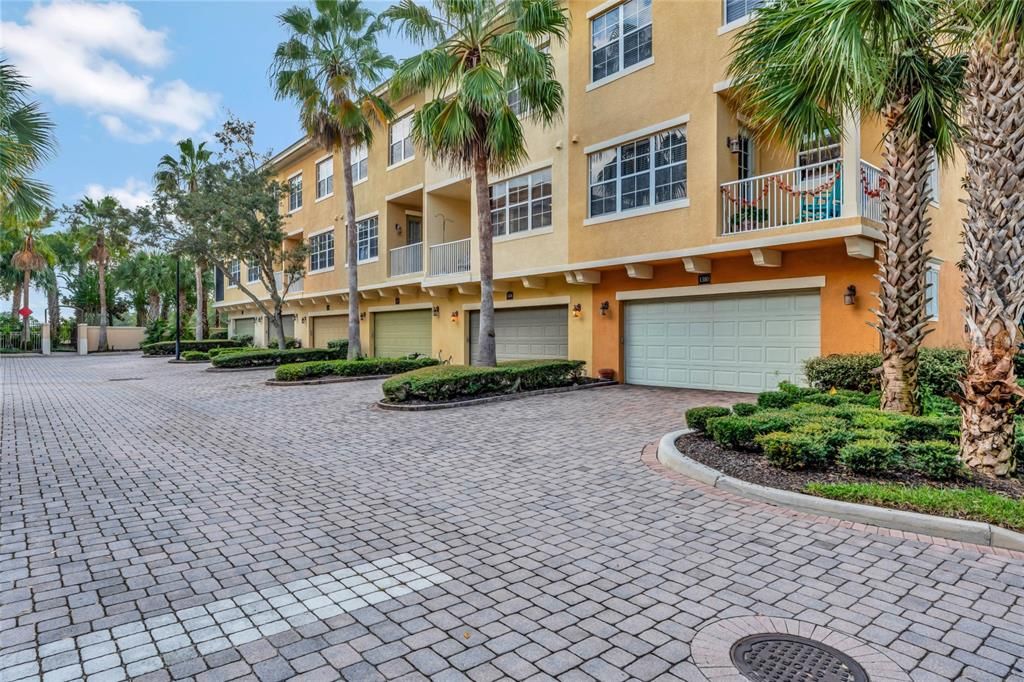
[84,177,152,209]
[2,1,219,142]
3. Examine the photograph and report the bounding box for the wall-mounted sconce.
[600,301,610,316]
[301,316,307,324]
[394,223,403,236]
[432,305,440,317]
[450,310,460,323]
[725,135,746,154]
[844,285,857,306]
[572,303,583,318]
[359,312,367,321]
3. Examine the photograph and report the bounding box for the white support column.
[41,324,51,355]
[842,110,862,218]
[77,324,89,355]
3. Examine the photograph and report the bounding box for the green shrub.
[757,430,832,470]
[918,348,967,398]
[804,353,882,393]
[706,411,806,450]
[181,351,209,361]
[212,346,345,368]
[788,402,836,417]
[839,440,902,475]
[851,410,907,432]
[685,406,731,432]
[907,441,963,481]
[830,403,880,422]
[275,356,439,382]
[799,390,880,408]
[922,389,960,417]
[850,427,899,443]
[141,339,242,356]
[208,327,228,340]
[231,334,254,346]
[207,346,249,358]
[326,339,349,356]
[896,415,959,443]
[732,402,759,417]
[284,336,301,349]
[757,391,798,409]
[381,359,586,403]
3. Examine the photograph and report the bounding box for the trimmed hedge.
[207,346,250,358]
[326,339,350,355]
[181,351,209,361]
[142,339,242,356]
[907,441,963,480]
[685,406,731,432]
[211,346,344,369]
[274,357,439,382]
[839,440,902,474]
[382,360,586,403]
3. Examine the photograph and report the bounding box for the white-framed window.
[490,168,552,238]
[246,259,260,283]
[925,263,940,320]
[797,129,842,167]
[357,216,379,262]
[309,231,335,272]
[316,157,334,199]
[927,152,940,204]
[351,143,368,182]
[509,45,550,116]
[724,0,767,25]
[591,0,653,83]
[288,174,303,212]
[228,259,240,286]
[588,125,687,218]
[389,113,414,166]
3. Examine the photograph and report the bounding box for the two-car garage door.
[624,292,820,392]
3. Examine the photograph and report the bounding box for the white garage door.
[624,292,820,392]
[374,310,432,358]
[311,315,346,348]
[469,306,568,364]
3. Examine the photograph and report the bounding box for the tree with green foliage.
[7,210,54,345]
[272,0,395,359]
[0,61,56,222]
[385,0,569,366]
[729,0,964,414]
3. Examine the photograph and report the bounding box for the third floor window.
[591,0,653,83]
[316,157,334,199]
[351,143,368,182]
[389,113,414,166]
[288,174,302,212]
[489,168,552,238]
[309,231,335,272]
[724,0,767,26]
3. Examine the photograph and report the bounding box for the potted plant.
[731,206,768,231]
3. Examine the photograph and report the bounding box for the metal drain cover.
[108,377,143,382]
[731,634,870,682]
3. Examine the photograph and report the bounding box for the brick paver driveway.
[2,355,1022,682]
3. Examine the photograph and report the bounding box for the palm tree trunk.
[473,144,497,367]
[11,282,21,320]
[194,262,205,341]
[20,270,30,347]
[48,286,59,346]
[340,135,362,359]
[98,258,108,350]
[147,290,161,323]
[957,37,1024,478]
[875,103,934,415]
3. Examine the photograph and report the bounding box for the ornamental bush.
[839,440,902,475]
[381,360,586,403]
[275,356,438,382]
[326,339,349,356]
[756,431,832,470]
[757,390,798,409]
[141,339,242,356]
[181,351,209,361]
[732,402,759,417]
[804,348,974,397]
[685,406,731,432]
[907,441,963,481]
[896,415,960,443]
[211,346,345,369]
[706,411,806,450]
[207,346,249,358]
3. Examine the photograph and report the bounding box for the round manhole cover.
[731,634,870,682]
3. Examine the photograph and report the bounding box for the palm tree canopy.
[0,61,57,221]
[6,209,55,274]
[64,196,133,266]
[728,0,964,161]
[271,0,397,151]
[155,138,213,195]
[384,0,569,174]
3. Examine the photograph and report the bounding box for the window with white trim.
[389,113,414,165]
[588,125,687,218]
[797,129,841,167]
[228,259,240,286]
[724,0,767,25]
[351,143,368,182]
[246,259,260,283]
[288,174,302,211]
[925,264,940,320]
[357,216,379,262]
[591,0,652,83]
[490,168,552,237]
[309,231,335,272]
[316,157,333,199]
[927,152,939,204]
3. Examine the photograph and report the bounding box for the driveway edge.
[658,429,1024,552]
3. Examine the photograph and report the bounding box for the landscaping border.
[167,359,208,364]
[205,366,280,373]
[376,379,617,411]
[658,428,1024,552]
[266,374,392,387]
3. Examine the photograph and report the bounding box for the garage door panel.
[233,318,255,338]
[311,315,346,348]
[374,310,432,358]
[470,306,568,363]
[625,292,820,392]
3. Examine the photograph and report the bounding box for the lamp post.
[174,254,181,360]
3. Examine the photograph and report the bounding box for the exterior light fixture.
[360,312,367,321]
[432,305,440,317]
[844,285,857,306]
[600,301,610,316]
[572,303,582,318]
[395,223,402,235]
[726,136,745,154]
[450,310,460,323]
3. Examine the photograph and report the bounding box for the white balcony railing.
[859,160,884,224]
[721,159,843,235]
[429,238,471,277]
[274,271,303,294]
[389,242,424,277]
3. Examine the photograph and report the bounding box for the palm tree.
[0,61,56,222]
[729,0,963,414]
[65,197,133,350]
[155,139,212,340]
[8,211,54,346]
[952,1,1024,476]
[272,0,395,359]
[385,0,569,366]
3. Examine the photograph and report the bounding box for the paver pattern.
[1,355,1022,682]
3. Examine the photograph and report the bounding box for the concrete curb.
[377,380,618,412]
[167,359,208,365]
[658,429,1024,552]
[205,366,279,373]
[265,374,392,387]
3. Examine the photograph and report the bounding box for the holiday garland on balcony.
[720,167,841,207]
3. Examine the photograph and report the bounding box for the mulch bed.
[676,432,1024,500]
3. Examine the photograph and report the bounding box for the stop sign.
[18,307,31,318]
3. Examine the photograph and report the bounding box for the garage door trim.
[615,275,826,301]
